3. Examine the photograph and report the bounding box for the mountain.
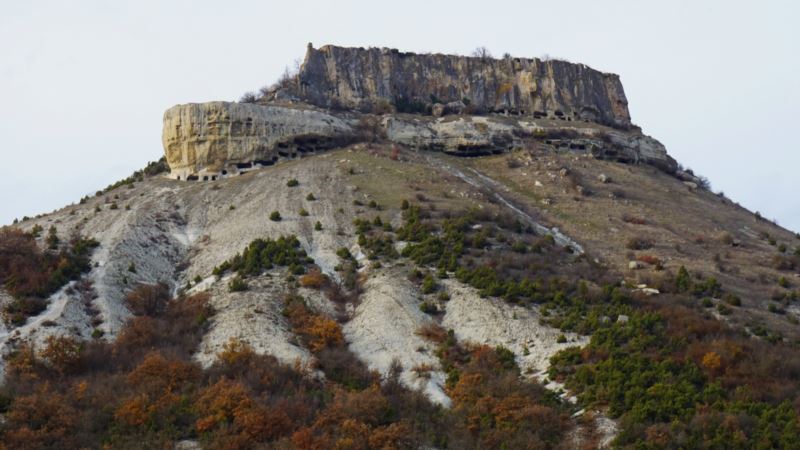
[1,44,800,449]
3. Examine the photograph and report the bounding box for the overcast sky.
[2,0,798,231]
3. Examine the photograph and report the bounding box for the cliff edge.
[291,44,631,129]
[162,44,677,181]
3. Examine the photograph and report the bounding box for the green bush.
[625,236,654,250]
[314,221,323,231]
[299,208,309,217]
[421,274,437,294]
[46,226,59,250]
[286,179,299,187]
[419,301,438,314]
[213,235,309,278]
[723,293,741,306]
[269,211,282,221]
[336,247,353,260]
[306,193,316,201]
[228,276,249,292]
[675,266,691,292]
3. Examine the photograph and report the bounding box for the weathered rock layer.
[162,45,678,178]
[163,102,354,180]
[294,45,632,128]
[163,102,676,178]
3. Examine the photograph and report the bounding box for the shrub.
[228,276,248,292]
[779,277,790,288]
[336,247,353,260]
[401,199,409,210]
[720,232,734,246]
[46,226,59,250]
[771,254,798,271]
[126,283,171,316]
[40,335,84,375]
[622,215,647,225]
[299,269,327,289]
[626,236,654,250]
[723,293,741,306]
[213,236,309,278]
[675,266,691,292]
[421,274,437,294]
[30,224,44,237]
[415,323,448,343]
[314,221,323,231]
[299,208,309,217]
[637,254,662,266]
[269,211,282,221]
[286,179,299,187]
[306,193,316,201]
[283,294,344,352]
[0,230,98,324]
[419,301,438,314]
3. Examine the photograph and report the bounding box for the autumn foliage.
[298,267,328,289]
[0,228,98,325]
[3,284,574,449]
[283,294,344,352]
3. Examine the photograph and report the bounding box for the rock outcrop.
[162,44,679,179]
[163,102,676,179]
[163,102,355,180]
[293,44,632,129]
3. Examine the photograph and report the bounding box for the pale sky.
[2,0,798,231]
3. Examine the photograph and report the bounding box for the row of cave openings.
[175,134,346,181]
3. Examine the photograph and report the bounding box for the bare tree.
[239,91,258,103]
[471,46,492,60]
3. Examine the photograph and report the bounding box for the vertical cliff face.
[162,102,354,180]
[295,44,632,128]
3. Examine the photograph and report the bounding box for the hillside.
[1,45,800,449]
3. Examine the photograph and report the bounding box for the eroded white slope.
[343,268,451,407]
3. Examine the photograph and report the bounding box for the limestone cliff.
[162,44,679,179]
[292,44,632,129]
[162,102,676,179]
[163,102,354,180]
